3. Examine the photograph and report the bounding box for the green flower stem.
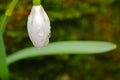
[5,0,19,16]
[0,36,8,80]
[33,0,41,6]
[0,16,9,80]
[0,0,19,80]
[0,16,10,34]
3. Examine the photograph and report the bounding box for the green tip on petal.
[33,0,41,6]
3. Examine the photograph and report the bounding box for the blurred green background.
[0,0,120,80]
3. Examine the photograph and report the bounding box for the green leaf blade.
[7,41,116,65]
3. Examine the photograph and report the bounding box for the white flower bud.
[27,5,51,48]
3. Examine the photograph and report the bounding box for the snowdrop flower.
[27,5,51,48]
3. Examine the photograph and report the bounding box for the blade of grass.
[7,41,116,65]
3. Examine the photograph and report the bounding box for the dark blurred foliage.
[0,0,120,80]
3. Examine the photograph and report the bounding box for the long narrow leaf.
[7,41,116,65]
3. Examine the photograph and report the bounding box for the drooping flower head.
[27,5,51,48]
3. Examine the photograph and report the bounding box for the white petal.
[27,5,51,48]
